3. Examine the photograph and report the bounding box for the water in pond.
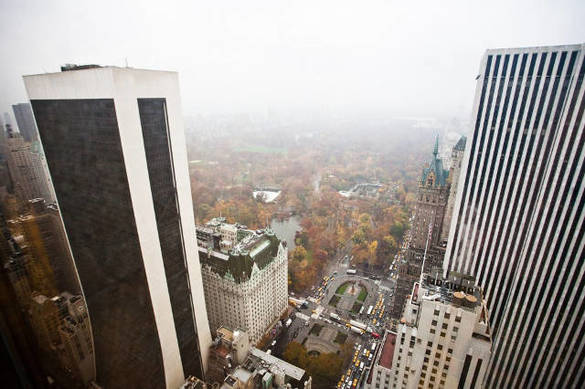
[270,216,301,250]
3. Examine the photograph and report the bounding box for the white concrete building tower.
[23,65,212,389]
[384,271,491,389]
[444,44,585,387]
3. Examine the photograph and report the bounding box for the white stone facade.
[219,223,237,251]
[368,358,393,389]
[388,274,491,389]
[201,242,288,344]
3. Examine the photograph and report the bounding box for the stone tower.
[392,136,450,318]
[411,136,449,251]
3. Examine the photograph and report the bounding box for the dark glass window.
[31,99,165,388]
[138,98,203,378]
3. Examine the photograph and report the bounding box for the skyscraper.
[24,65,212,388]
[410,137,449,253]
[444,44,585,387]
[392,138,449,318]
[4,131,51,202]
[12,103,38,142]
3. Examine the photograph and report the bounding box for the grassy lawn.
[357,289,368,302]
[336,282,350,295]
[329,295,340,307]
[309,324,323,336]
[334,332,348,344]
[351,302,363,314]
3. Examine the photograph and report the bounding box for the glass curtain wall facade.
[23,67,212,389]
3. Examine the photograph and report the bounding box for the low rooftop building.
[180,376,207,389]
[208,326,251,384]
[364,330,396,389]
[220,347,311,389]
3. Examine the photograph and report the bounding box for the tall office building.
[444,44,585,387]
[24,65,212,388]
[12,103,38,142]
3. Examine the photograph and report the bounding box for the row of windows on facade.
[450,50,576,275]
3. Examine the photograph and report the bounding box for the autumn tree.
[368,240,378,266]
[292,246,308,262]
[282,342,344,388]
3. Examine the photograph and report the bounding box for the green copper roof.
[421,135,449,187]
[454,136,467,151]
[199,233,283,283]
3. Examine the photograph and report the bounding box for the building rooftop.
[218,346,310,388]
[378,331,397,369]
[217,326,235,342]
[250,348,305,381]
[180,376,206,389]
[412,269,482,311]
[197,221,285,283]
[454,136,467,151]
[60,64,102,72]
[232,367,252,383]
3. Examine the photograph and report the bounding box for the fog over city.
[1,0,584,119]
[3,2,585,389]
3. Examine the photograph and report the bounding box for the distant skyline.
[1,0,584,120]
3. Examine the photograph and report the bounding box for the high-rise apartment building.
[440,136,466,242]
[29,292,95,387]
[371,270,491,389]
[12,199,79,294]
[12,103,38,142]
[410,137,449,252]
[24,65,212,388]
[4,131,51,202]
[444,44,585,387]
[196,220,288,344]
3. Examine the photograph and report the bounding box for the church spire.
[433,134,439,156]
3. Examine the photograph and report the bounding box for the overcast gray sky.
[1,0,584,119]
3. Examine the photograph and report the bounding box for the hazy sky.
[1,0,584,119]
